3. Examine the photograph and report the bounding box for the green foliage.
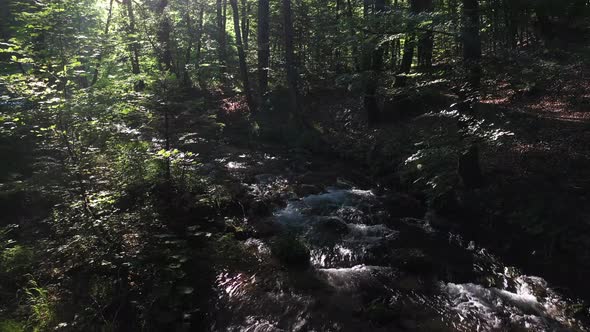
[214,234,256,270]
[0,245,34,275]
[0,320,25,332]
[111,140,163,189]
[24,280,56,332]
[399,144,460,199]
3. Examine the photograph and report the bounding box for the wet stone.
[383,193,425,219]
[295,184,323,197]
[252,219,280,238]
[314,217,349,236]
[249,200,272,217]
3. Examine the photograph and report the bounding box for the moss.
[0,319,25,332]
[270,235,310,268]
[213,234,257,270]
[365,303,397,325]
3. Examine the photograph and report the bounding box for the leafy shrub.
[110,140,163,190]
[0,319,25,332]
[399,145,460,199]
[25,280,56,332]
[0,245,34,275]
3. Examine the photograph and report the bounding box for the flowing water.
[212,179,589,331]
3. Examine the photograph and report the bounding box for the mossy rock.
[271,235,310,268]
[365,302,398,325]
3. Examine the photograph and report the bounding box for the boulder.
[271,235,310,268]
[295,184,323,197]
[383,193,425,219]
[248,199,272,217]
[314,216,349,236]
[252,219,280,238]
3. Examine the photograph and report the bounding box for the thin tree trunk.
[230,0,256,112]
[183,0,194,87]
[399,0,419,75]
[399,35,415,74]
[390,0,400,70]
[196,4,204,61]
[159,1,174,73]
[417,0,434,69]
[334,0,341,70]
[241,0,250,51]
[195,4,205,88]
[363,0,386,124]
[91,0,114,86]
[125,0,143,90]
[257,0,270,104]
[217,0,227,82]
[462,0,481,88]
[282,0,300,115]
[346,0,360,71]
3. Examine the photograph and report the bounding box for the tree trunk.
[241,0,250,51]
[390,0,400,70]
[91,0,114,86]
[282,0,300,115]
[399,35,415,74]
[346,0,360,71]
[196,4,204,61]
[416,0,434,69]
[503,0,517,48]
[195,4,205,88]
[334,0,341,71]
[217,0,228,82]
[399,0,421,75]
[363,0,386,124]
[230,0,256,112]
[155,0,174,73]
[462,0,481,88]
[124,0,143,90]
[182,0,194,87]
[257,0,270,104]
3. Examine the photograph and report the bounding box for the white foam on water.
[443,283,509,330]
[318,265,391,291]
[274,188,376,227]
[245,238,272,258]
[347,223,398,239]
[227,161,246,169]
[440,280,585,331]
[301,188,374,207]
[273,202,306,224]
[232,317,283,332]
[310,244,360,267]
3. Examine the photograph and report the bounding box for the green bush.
[0,319,25,332]
[25,280,56,332]
[0,245,34,275]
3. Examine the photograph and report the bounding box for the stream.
[197,150,590,332]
